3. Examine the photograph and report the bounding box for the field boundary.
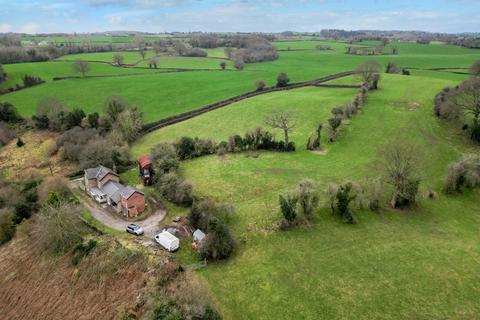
[140,70,356,134]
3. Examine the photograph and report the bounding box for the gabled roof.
[138,154,152,169]
[101,180,125,203]
[121,186,144,200]
[193,229,206,242]
[84,165,118,181]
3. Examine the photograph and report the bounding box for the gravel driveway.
[70,179,167,238]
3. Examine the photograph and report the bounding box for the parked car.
[126,224,144,236]
[154,231,180,252]
[172,216,182,222]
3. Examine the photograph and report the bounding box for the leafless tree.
[264,111,295,145]
[112,54,124,66]
[382,142,421,208]
[72,60,90,77]
[449,77,480,142]
[139,47,147,59]
[355,61,380,88]
[470,59,480,77]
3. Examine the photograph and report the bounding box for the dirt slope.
[0,230,153,320]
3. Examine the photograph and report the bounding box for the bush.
[296,179,319,220]
[276,72,290,87]
[279,193,297,223]
[0,209,16,245]
[37,175,71,205]
[16,138,24,147]
[174,136,197,160]
[199,216,235,260]
[444,155,480,193]
[22,74,44,87]
[220,61,226,70]
[151,142,179,175]
[0,102,22,123]
[336,183,356,224]
[156,172,194,206]
[71,239,97,266]
[255,79,266,91]
[37,202,87,255]
[385,62,401,74]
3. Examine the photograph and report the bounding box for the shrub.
[0,102,22,123]
[365,179,383,211]
[276,72,290,87]
[71,239,97,266]
[220,61,226,70]
[37,202,87,255]
[37,175,71,205]
[296,179,319,220]
[199,216,235,260]
[22,74,44,87]
[16,138,24,147]
[174,136,196,160]
[151,142,180,175]
[0,209,16,245]
[156,172,193,206]
[444,155,480,193]
[325,182,339,214]
[336,183,356,224]
[385,62,401,74]
[255,79,266,91]
[86,112,99,128]
[279,193,298,223]
[306,123,322,151]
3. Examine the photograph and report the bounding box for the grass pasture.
[2,41,478,123]
[133,74,480,319]
[1,38,479,319]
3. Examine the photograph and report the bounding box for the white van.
[154,231,180,252]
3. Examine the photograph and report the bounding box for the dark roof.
[84,165,118,181]
[101,180,125,203]
[121,186,144,200]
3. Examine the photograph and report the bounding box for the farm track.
[141,70,356,134]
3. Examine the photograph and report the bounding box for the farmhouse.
[84,165,145,217]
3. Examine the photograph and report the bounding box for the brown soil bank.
[0,230,153,320]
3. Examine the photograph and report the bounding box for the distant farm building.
[84,165,145,217]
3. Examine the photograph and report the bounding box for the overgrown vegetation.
[444,154,480,193]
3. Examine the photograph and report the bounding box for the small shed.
[138,154,154,185]
[193,229,206,243]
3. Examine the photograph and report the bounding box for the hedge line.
[141,70,355,134]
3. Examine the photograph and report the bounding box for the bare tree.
[139,47,147,60]
[72,60,90,77]
[355,61,380,88]
[382,142,421,208]
[264,111,295,145]
[112,54,124,66]
[470,59,480,77]
[450,77,480,142]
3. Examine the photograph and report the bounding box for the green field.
[133,74,480,319]
[1,41,476,123]
[2,38,480,319]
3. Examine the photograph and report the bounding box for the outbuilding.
[193,229,206,243]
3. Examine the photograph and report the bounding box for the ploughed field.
[1,39,480,319]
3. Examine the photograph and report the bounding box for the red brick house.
[120,186,145,218]
[84,166,146,217]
